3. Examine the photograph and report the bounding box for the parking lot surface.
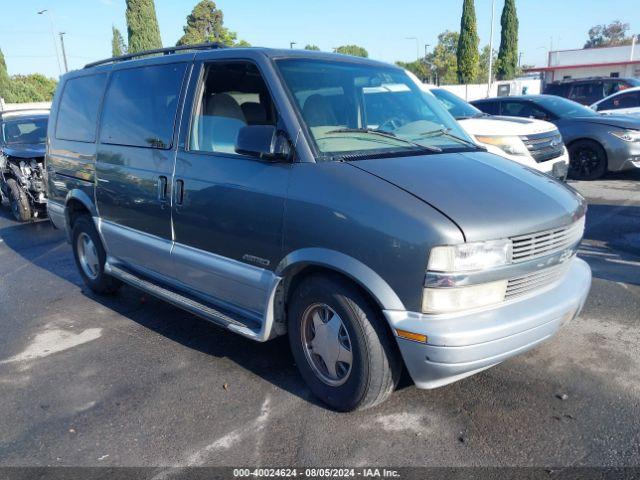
[0,172,639,468]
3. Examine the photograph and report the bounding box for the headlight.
[611,130,640,142]
[474,135,530,156]
[428,239,512,272]
[422,280,508,314]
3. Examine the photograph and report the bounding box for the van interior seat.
[241,102,268,125]
[199,93,247,154]
[302,94,338,127]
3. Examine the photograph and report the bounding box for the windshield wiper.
[324,128,442,152]
[417,127,480,149]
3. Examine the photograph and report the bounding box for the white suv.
[417,83,569,180]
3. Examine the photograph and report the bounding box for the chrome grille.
[506,261,570,300]
[520,131,565,163]
[510,217,585,264]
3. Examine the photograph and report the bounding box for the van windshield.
[2,117,48,145]
[276,59,477,159]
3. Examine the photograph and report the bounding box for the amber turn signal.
[395,329,428,343]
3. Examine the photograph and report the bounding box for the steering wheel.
[378,116,405,133]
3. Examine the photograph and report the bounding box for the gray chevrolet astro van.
[46,44,591,411]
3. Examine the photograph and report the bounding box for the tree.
[5,74,58,103]
[396,60,431,83]
[475,44,497,83]
[111,26,127,57]
[335,45,368,58]
[126,0,162,53]
[496,0,519,80]
[457,0,479,84]
[584,21,635,48]
[176,0,250,47]
[304,44,320,51]
[0,48,11,101]
[429,31,459,85]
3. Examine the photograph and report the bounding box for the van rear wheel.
[288,274,402,411]
[71,215,121,294]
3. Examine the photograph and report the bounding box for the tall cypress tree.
[457,0,479,84]
[126,0,162,53]
[111,26,127,57]
[0,48,11,101]
[496,0,519,80]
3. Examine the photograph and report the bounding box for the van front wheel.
[288,274,402,411]
[71,215,121,294]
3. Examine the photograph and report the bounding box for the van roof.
[83,42,392,70]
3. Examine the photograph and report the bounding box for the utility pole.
[487,0,495,97]
[37,9,62,76]
[289,42,297,49]
[518,51,523,67]
[59,32,69,73]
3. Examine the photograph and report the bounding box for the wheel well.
[278,264,393,337]
[66,199,91,228]
[567,138,608,160]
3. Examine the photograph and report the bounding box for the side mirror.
[236,125,291,161]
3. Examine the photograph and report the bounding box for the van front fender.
[276,248,405,312]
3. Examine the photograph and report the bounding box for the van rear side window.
[99,63,187,149]
[55,73,107,143]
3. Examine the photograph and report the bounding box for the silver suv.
[46,45,592,411]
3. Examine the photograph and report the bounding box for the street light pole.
[59,32,69,73]
[405,37,419,61]
[487,0,495,96]
[37,9,62,76]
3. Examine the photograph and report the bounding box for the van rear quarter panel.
[46,75,102,211]
[283,161,464,312]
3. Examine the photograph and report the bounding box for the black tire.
[71,215,121,294]
[568,140,607,180]
[6,178,32,222]
[288,274,402,411]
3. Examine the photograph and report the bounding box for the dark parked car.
[543,77,640,105]
[472,95,640,180]
[0,109,49,221]
[46,45,591,411]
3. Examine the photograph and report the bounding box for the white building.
[526,40,640,83]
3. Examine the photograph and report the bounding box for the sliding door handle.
[175,179,184,206]
[157,176,168,203]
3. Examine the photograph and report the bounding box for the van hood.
[458,115,557,137]
[350,151,586,242]
[571,114,640,129]
[1,143,46,159]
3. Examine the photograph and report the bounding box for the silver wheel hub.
[301,304,353,386]
[77,232,100,280]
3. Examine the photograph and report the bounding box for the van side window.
[55,73,107,142]
[100,63,187,149]
[189,62,276,154]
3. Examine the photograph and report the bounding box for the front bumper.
[608,140,640,172]
[384,257,591,389]
[487,146,569,181]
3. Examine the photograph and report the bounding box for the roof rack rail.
[84,42,227,69]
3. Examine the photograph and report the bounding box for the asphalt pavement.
[0,172,638,469]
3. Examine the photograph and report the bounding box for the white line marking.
[0,328,102,364]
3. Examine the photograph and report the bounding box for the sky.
[1,0,639,78]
